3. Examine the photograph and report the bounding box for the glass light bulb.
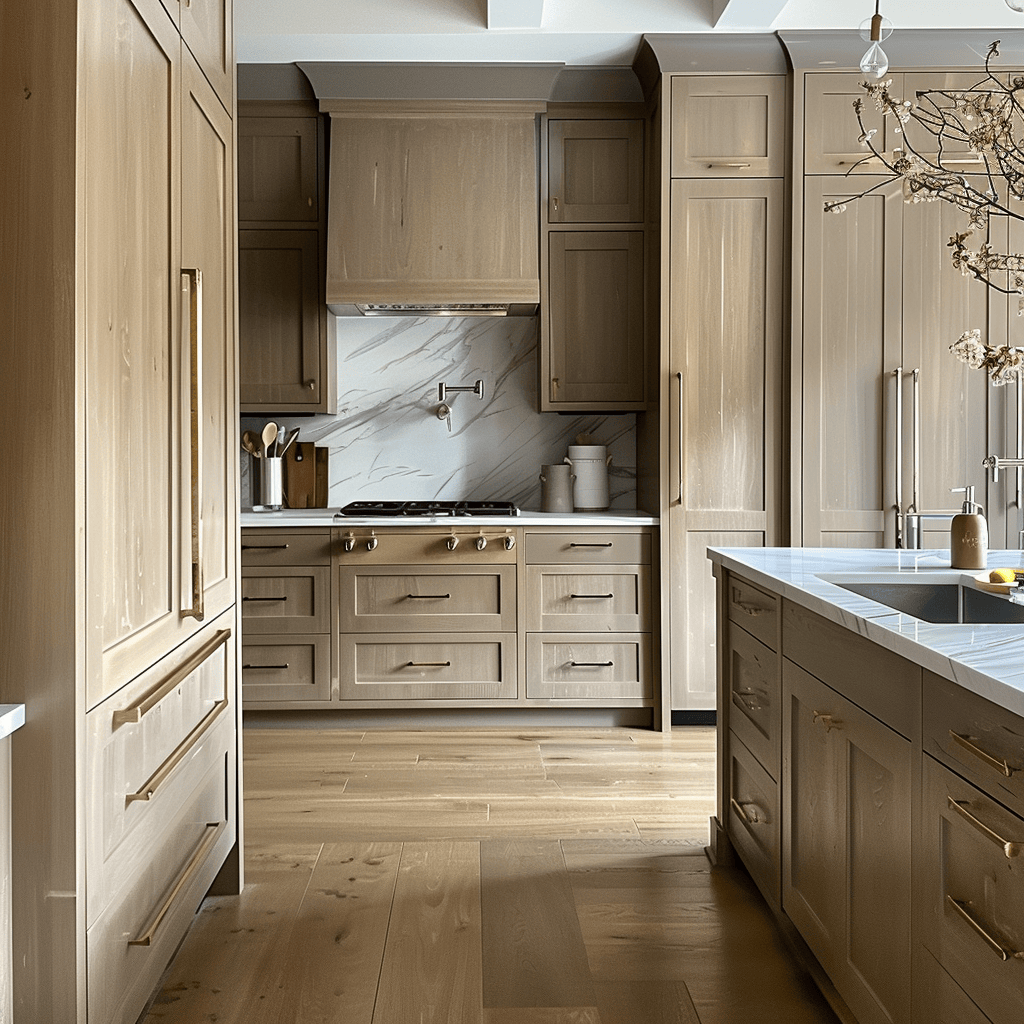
[860,41,889,79]
[1007,0,1024,12]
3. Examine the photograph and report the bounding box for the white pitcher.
[565,445,612,511]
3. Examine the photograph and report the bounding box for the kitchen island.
[708,547,1024,1024]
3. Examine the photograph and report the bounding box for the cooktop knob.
[446,536,459,551]
[475,536,488,551]
[366,537,378,551]
[503,535,515,550]
[343,537,355,552]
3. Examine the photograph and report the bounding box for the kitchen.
[3,1,1024,1022]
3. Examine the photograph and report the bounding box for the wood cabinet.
[541,110,648,413]
[2,0,239,1015]
[238,104,335,414]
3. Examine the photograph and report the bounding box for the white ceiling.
[235,0,1024,66]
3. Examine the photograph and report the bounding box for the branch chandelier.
[834,2,1024,383]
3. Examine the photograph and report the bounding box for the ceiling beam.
[487,0,544,30]
[712,0,790,29]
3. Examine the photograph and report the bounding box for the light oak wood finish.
[143,726,840,1024]
[526,635,651,702]
[241,566,331,633]
[524,566,650,633]
[242,636,332,703]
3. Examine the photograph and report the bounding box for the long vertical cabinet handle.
[896,366,904,545]
[1016,375,1022,512]
[912,368,921,517]
[181,269,204,621]
[676,371,684,506]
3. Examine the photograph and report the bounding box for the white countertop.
[0,705,25,742]
[241,508,658,528]
[708,546,1024,720]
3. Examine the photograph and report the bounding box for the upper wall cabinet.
[238,115,320,223]
[671,76,786,178]
[547,119,644,223]
[158,0,233,110]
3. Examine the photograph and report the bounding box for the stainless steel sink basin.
[826,578,1024,624]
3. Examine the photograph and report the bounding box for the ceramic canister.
[565,444,612,511]
[540,463,574,513]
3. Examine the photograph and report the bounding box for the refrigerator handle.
[894,366,903,548]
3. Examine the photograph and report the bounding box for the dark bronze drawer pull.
[950,730,1021,779]
[948,797,1024,859]
[242,595,288,602]
[570,593,614,600]
[405,661,451,668]
[570,542,613,548]
[241,543,290,550]
[405,594,452,600]
[570,661,614,668]
[945,896,1022,961]
[242,663,289,671]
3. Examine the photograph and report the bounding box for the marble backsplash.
[241,315,637,510]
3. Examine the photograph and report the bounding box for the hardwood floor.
[141,726,839,1024]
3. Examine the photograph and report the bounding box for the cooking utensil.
[278,427,300,458]
[261,421,278,459]
[241,430,261,458]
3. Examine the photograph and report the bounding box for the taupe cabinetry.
[541,111,647,412]
[238,103,335,414]
[1,0,239,1015]
[158,0,233,110]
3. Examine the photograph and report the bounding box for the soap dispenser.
[950,485,988,570]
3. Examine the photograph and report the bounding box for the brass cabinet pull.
[812,710,841,732]
[948,798,1024,859]
[241,543,290,550]
[405,661,451,668]
[181,268,204,622]
[734,689,764,713]
[732,591,768,617]
[128,822,224,947]
[124,699,228,805]
[949,730,1021,779]
[570,593,614,600]
[242,595,288,602]
[570,661,614,668]
[945,896,1023,961]
[730,797,765,826]
[242,663,289,671]
[112,629,231,729]
[405,594,451,600]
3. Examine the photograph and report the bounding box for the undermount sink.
[821,575,1024,624]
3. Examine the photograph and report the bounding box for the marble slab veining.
[241,315,637,510]
[708,546,1024,721]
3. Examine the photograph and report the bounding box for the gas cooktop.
[336,500,518,518]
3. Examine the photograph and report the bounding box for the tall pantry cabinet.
[1,0,239,1020]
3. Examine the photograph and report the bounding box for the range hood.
[300,64,562,317]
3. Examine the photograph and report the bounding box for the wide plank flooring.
[141,726,839,1024]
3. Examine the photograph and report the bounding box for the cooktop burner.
[336,500,518,518]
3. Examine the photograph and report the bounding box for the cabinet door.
[179,0,232,110]
[239,229,324,409]
[238,115,319,223]
[547,119,643,223]
[667,179,783,710]
[671,76,786,178]
[801,176,903,547]
[544,230,645,410]
[783,660,912,1024]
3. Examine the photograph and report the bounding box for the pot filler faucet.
[435,379,484,432]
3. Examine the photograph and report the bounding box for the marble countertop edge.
[241,508,659,528]
[0,704,26,742]
[707,546,1024,721]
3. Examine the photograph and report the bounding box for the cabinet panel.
[241,529,332,566]
[727,574,778,650]
[241,566,330,633]
[525,565,649,632]
[238,115,319,222]
[238,229,323,409]
[241,636,332,703]
[727,625,778,780]
[525,531,649,565]
[546,230,645,409]
[548,119,643,223]
[671,75,786,178]
[525,634,651,701]
[727,730,780,907]
[179,0,232,111]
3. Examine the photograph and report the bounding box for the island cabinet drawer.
[921,756,1024,1024]
[241,529,332,566]
[525,634,651,701]
[338,565,516,633]
[241,566,330,633]
[242,636,332,703]
[727,574,778,650]
[727,730,780,908]
[525,531,650,566]
[727,624,779,780]
[917,949,994,1024]
[86,759,233,1024]
[85,619,234,925]
[525,565,650,632]
[923,670,1024,813]
[338,634,517,701]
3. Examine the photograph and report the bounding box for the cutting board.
[284,443,316,508]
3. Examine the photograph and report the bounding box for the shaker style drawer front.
[241,529,332,566]
[338,634,517,701]
[727,574,778,650]
[727,624,779,780]
[924,670,1024,813]
[525,532,649,566]
[241,566,330,633]
[241,636,332,703]
[525,565,649,632]
[727,730,780,906]
[525,634,651,700]
[922,756,1024,1024]
[339,565,516,633]
[86,757,232,1024]
[85,619,234,924]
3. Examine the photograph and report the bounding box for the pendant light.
[859,0,892,79]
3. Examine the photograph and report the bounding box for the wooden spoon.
[261,422,278,459]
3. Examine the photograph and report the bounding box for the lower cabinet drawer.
[525,531,650,565]
[917,947,994,1024]
[727,625,779,781]
[338,634,517,701]
[524,565,649,632]
[242,636,332,703]
[85,619,234,924]
[86,755,233,1024]
[922,755,1024,1024]
[525,634,651,700]
[727,730,780,908]
[241,566,330,633]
